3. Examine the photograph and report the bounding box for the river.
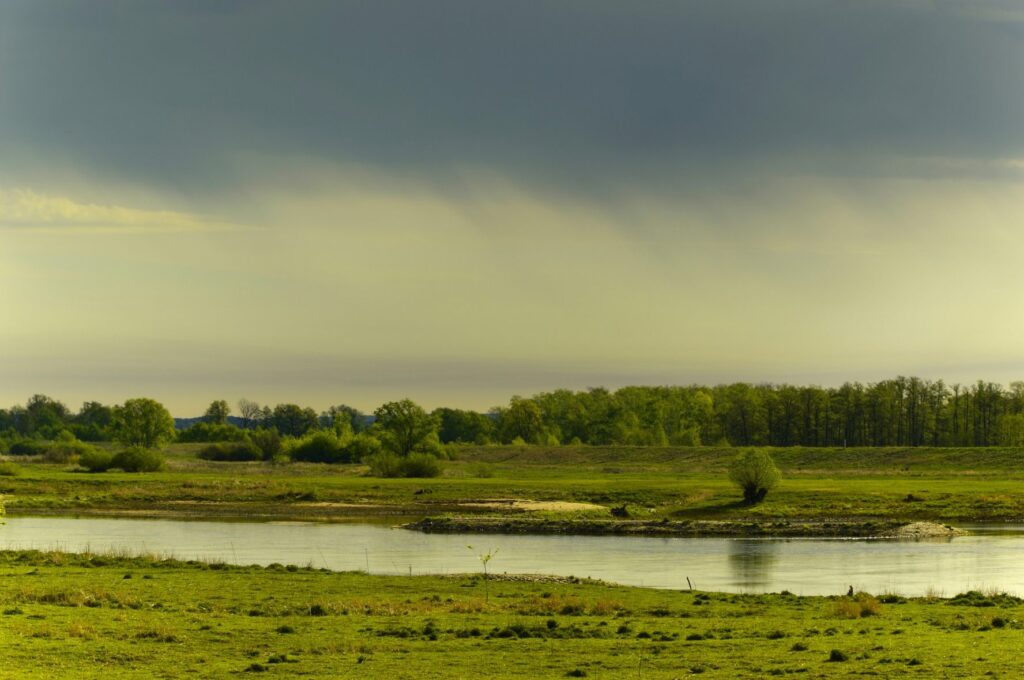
[2,516,1021,596]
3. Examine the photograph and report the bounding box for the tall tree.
[322,404,367,434]
[23,394,70,437]
[111,398,176,449]
[237,398,262,429]
[373,399,438,456]
[497,397,547,444]
[271,404,319,437]
[203,400,231,425]
[434,407,494,444]
[72,401,114,441]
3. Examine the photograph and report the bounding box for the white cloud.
[0,188,242,233]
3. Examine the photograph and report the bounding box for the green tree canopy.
[373,399,438,456]
[434,407,494,444]
[497,397,546,444]
[728,449,781,505]
[111,398,176,449]
[23,394,70,437]
[203,399,231,425]
[271,403,319,437]
[71,401,114,441]
[321,404,366,435]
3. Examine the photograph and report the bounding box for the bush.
[344,433,383,463]
[366,451,443,478]
[290,431,351,464]
[401,452,442,478]
[110,447,164,473]
[835,593,882,619]
[8,440,48,456]
[366,451,404,478]
[79,449,115,473]
[0,461,21,477]
[198,442,262,462]
[43,440,98,464]
[250,429,283,461]
[176,422,248,443]
[728,449,781,504]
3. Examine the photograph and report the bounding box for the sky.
[3,0,1024,416]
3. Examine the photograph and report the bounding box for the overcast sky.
[3,1,1024,415]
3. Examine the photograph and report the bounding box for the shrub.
[250,429,283,461]
[290,431,350,464]
[366,451,404,478]
[78,449,115,473]
[365,451,442,478]
[8,440,48,456]
[198,442,262,462]
[949,591,1023,607]
[176,422,248,443]
[401,452,442,478]
[835,593,882,619]
[728,449,781,504]
[344,433,383,463]
[43,440,98,464]
[0,461,21,477]
[110,447,165,472]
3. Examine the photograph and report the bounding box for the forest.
[2,376,1023,449]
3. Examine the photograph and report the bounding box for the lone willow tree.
[729,449,781,505]
[111,398,176,449]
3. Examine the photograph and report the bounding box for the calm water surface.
[2,516,1022,597]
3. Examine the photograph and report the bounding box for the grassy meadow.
[2,444,1024,525]
[2,445,1024,677]
[2,550,1022,679]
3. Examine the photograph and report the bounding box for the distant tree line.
[484,379,1024,448]
[3,376,1024,449]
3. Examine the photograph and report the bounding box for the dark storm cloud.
[2,0,1022,196]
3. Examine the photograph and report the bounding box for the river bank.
[3,444,1024,534]
[6,504,969,539]
[1,548,1021,679]
[3,515,1000,595]
[405,516,966,538]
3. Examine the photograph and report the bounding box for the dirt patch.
[458,499,608,513]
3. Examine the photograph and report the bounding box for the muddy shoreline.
[405,516,965,539]
[6,505,966,539]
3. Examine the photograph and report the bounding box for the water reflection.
[728,539,779,591]
[3,516,1024,596]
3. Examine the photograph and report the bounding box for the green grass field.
[3,446,1023,676]
[1,550,1021,678]
[2,444,1024,525]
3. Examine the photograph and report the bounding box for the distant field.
[2,445,1024,525]
[1,550,1022,679]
